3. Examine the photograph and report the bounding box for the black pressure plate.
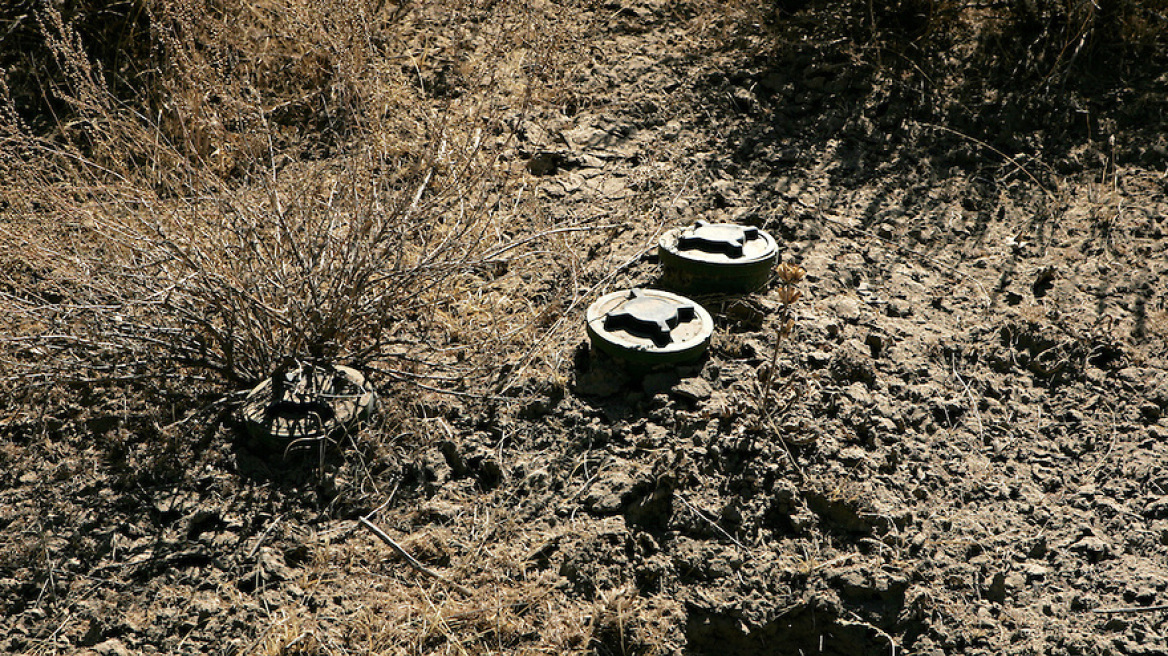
[586,289,713,364]
[240,362,376,450]
[659,220,779,292]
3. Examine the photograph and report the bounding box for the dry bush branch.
[1,0,586,399]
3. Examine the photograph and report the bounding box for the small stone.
[94,639,132,656]
[672,377,712,402]
[584,469,640,514]
[844,382,872,406]
[829,568,878,600]
[1068,535,1113,562]
[886,299,914,318]
[259,547,294,582]
[1021,563,1049,580]
[599,177,630,198]
[1070,593,1098,611]
[638,424,669,448]
[539,182,566,198]
[1027,535,1048,559]
[562,125,606,150]
[1136,587,1157,606]
[828,296,861,323]
[837,446,869,465]
[805,350,831,369]
[829,342,876,387]
[711,179,738,200]
[577,153,606,168]
[526,151,563,176]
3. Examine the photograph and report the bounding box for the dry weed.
[1,0,587,397]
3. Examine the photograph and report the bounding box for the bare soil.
[3,1,1168,655]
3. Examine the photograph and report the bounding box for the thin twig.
[1088,403,1119,481]
[442,601,533,621]
[358,516,473,596]
[494,241,657,394]
[482,224,619,261]
[917,122,1058,199]
[246,515,284,560]
[763,414,807,482]
[677,494,751,554]
[843,611,900,656]
[950,355,984,441]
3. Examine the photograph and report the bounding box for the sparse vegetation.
[1,0,1166,654]
[1,3,594,650]
[1,0,578,392]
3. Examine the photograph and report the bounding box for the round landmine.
[585,289,714,365]
[241,362,376,450]
[658,220,779,292]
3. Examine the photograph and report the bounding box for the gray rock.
[827,296,861,323]
[94,639,132,656]
[672,377,712,402]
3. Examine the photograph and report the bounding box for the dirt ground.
[3,1,1168,654]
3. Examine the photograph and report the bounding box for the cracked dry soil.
[3,1,1168,654]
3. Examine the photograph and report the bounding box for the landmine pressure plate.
[658,220,779,292]
[241,362,376,450]
[585,289,714,365]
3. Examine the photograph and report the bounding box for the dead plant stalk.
[760,261,805,413]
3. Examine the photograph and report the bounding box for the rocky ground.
[2,1,1168,654]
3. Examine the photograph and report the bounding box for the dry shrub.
[1,0,577,393]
